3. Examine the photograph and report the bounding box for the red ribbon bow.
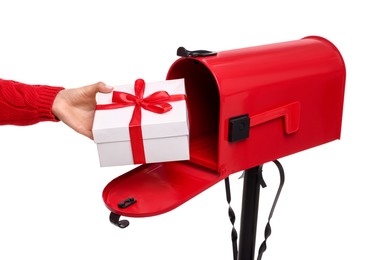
[96,79,185,164]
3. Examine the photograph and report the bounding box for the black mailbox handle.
[177,47,217,58]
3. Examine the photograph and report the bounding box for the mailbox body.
[103,36,346,217]
[167,36,346,175]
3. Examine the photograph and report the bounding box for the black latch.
[109,197,137,228]
[228,114,250,142]
[177,47,217,58]
[118,197,136,209]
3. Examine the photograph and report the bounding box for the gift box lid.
[92,78,189,144]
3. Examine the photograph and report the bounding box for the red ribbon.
[96,78,185,164]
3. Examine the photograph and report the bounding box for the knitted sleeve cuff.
[34,85,65,122]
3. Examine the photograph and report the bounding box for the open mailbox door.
[103,36,346,221]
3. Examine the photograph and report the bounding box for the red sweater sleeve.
[0,78,65,126]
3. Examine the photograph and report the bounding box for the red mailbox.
[103,36,345,220]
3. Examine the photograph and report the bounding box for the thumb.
[85,82,113,96]
[97,82,114,93]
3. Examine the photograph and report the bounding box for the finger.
[85,129,94,140]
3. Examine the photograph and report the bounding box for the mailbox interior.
[167,59,220,171]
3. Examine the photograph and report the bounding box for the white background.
[0,1,380,259]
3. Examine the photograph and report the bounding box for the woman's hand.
[52,82,113,139]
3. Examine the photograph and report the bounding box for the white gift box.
[92,78,189,167]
